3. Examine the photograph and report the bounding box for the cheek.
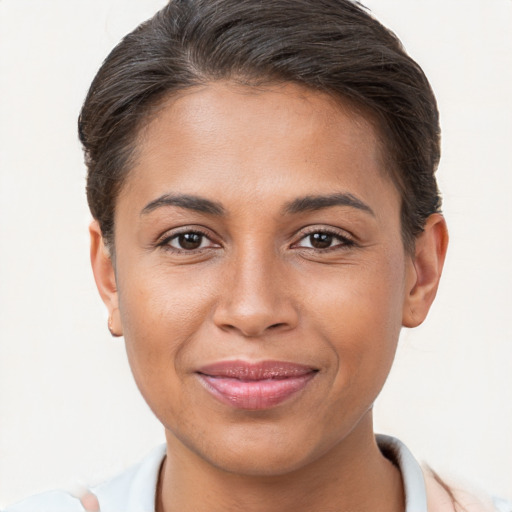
[303,251,406,328]
[116,261,219,390]
[302,252,406,389]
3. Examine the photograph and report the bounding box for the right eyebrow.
[140,194,225,216]
[283,192,375,216]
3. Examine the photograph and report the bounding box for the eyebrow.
[283,193,374,216]
[140,192,374,218]
[141,194,225,216]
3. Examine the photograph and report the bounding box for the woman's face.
[100,82,419,475]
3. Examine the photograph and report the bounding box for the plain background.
[0,0,511,506]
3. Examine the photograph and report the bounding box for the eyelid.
[291,226,357,249]
[156,226,221,251]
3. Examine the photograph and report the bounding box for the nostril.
[212,297,299,337]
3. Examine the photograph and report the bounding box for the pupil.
[179,233,202,250]
[310,233,332,249]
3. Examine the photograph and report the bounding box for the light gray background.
[1,0,511,506]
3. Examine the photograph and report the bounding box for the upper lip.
[197,360,317,380]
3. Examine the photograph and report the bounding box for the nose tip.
[213,297,298,338]
[212,262,299,338]
[217,313,292,338]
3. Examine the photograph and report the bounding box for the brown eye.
[294,230,355,251]
[309,232,333,249]
[167,232,209,250]
[178,233,203,249]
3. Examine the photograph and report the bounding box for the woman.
[3,1,510,511]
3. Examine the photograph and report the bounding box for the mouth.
[196,360,318,410]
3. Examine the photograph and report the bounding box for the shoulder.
[3,445,166,512]
[91,444,165,511]
[3,490,83,512]
[423,466,512,512]
[493,497,512,512]
[376,434,511,512]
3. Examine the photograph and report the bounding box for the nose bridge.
[213,239,297,337]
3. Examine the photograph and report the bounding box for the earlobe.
[89,221,123,336]
[402,214,449,328]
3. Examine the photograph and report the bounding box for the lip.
[196,360,318,410]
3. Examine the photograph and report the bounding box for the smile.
[197,360,318,410]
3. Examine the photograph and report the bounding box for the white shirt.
[4,435,510,512]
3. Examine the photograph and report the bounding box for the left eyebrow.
[140,194,225,216]
[283,193,375,216]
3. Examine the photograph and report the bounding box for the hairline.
[104,79,415,259]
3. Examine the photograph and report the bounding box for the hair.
[427,466,467,512]
[79,0,442,252]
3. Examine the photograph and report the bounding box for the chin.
[208,447,316,478]
[173,420,335,478]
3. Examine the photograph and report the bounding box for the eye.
[294,230,355,250]
[161,230,218,251]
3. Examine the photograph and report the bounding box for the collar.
[93,444,166,512]
[376,434,428,512]
[94,435,427,512]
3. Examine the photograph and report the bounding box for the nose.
[212,246,299,338]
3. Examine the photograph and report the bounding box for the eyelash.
[156,227,356,254]
[157,228,219,253]
[292,228,356,252]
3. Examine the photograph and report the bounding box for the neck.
[157,413,404,512]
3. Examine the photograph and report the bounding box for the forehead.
[120,81,398,214]
[138,82,383,156]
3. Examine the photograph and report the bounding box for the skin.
[90,82,448,512]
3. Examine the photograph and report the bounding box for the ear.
[89,220,123,336]
[402,213,449,328]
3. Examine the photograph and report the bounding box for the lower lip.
[198,373,316,410]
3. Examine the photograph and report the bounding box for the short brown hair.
[79,0,441,251]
